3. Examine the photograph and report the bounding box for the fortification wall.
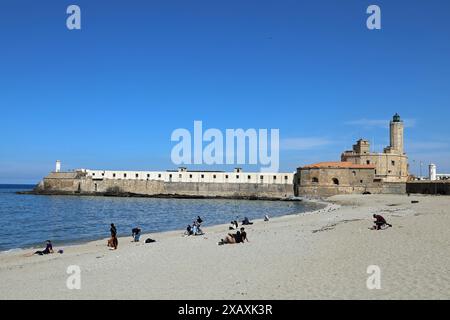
[36,173,294,199]
[296,182,405,197]
[406,181,450,195]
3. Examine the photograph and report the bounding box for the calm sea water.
[0,184,323,252]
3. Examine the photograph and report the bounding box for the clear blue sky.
[1,0,450,183]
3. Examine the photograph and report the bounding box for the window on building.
[260,175,263,180]
[248,175,251,180]
[92,173,95,176]
[102,173,105,176]
[366,160,370,165]
[190,174,193,178]
[391,160,395,166]
[179,174,182,178]
[169,174,172,178]
[158,174,161,178]
[147,174,150,178]
[236,175,239,179]
[113,173,116,178]
[312,177,319,183]
[273,176,277,180]
[285,176,288,180]
[124,173,127,178]
[332,178,340,185]
[225,175,229,179]
[213,175,216,179]
[135,173,139,178]
[360,180,363,183]
[201,174,204,178]
[388,170,392,174]
[352,171,356,176]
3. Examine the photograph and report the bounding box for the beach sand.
[0,194,449,299]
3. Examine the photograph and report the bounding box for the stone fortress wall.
[36,168,295,199]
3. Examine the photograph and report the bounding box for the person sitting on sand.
[229,221,237,230]
[185,224,193,236]
[192,222,198,235]
[132,227,141,242]
[264,215,269,222]
[242,217,253,225]
[193,221,204,235]
[196,216,203,225]
[34,240,54,255]
[372,214,392,230]
[218,228,248,245]
[109,223,118,249]
[236,227,249,243]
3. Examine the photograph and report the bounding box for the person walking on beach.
[109,223,118,249]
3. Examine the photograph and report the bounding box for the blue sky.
[1,0,450,183]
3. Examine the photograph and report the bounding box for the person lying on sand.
[371,214,392,230]
[242,217,253,225]
[218,228,249,245]
[34,240,54,255]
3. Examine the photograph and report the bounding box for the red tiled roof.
[301,161,375,169]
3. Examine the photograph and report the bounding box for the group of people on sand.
[185,216,204,236]
[30,211,392,256]
[220,217,255,245]
[107,224,148,249]
[218,227,249,245]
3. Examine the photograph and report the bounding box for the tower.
[55,160,61,173]
[390,113,404,154]
[429,164,437,181]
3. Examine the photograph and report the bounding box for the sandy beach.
[0,194,449,300]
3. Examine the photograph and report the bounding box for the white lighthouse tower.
[55,160,61,173]
[429,163,437,181]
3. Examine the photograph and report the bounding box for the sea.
[0,184,324,252]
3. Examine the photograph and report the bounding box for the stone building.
[294,162,380,196]
[341,113,408,183]
[295,114,408,196]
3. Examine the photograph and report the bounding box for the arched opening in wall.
[332,178,339,185]
[312,177,319,183]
